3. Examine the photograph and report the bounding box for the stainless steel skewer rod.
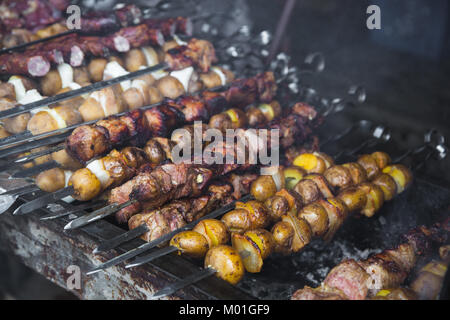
[86,194,253,275]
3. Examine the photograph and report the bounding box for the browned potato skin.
[73,66,91,84]
[298,202,329,237]
[138,74,156,87]
[222,201,270,234]
[244,229,275,259]
[40,70,62,96]
[264,195,289,222]
[342,162,368,185]
[199,71,222,88]
[371,151,391,169]
[193,219,230,248]
[88,58,108,82]
[55,87,85,109]
[52,149,82,170]
[124,49,147,72]
[68,168,102,201]
[358,182,385,217]
[209,113,233,133]
[53,105,82,126]
[204,245,244,285]
[123,87,146,110]
[246,106,266,127]
[170,231,209,258]
[144,139,167,164]
[271,220,295,254]
[0,125,10,139]
[293,179,321,204]
[319,198,348,241]
[337,187,367,213]
[27,111,59,135]
[227,108,248,129]
[36,168,66,192]
[372,173,397,201]
[148,86,164,104]
[78,98,104,121]
[0,82,15,99]
[357,154,380,180]
[324,165,353,190]
[0,98,30,134]
[250,175,277,202]
[304,174,334,199]
[156,76,185,99]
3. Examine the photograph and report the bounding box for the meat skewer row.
[0,37,221,137]
[1,2,191,50]
[105,103,318,224]
[12,77,281,215]
[125,149,412,282]
[65,71,277,164]
[371,249,449,300]
[33,100,282,204]
[0,0,69,39]
[0,17,198,77]
[292,220,450,300]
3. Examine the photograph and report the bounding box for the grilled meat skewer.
[292,220,450,300]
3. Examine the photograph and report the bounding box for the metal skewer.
[64,199,139,230]
[0,63,168,120]
[86,194,253,275]
[150,267,217,300]
[89,119,385,255]
[13,186,74,215]
[11,160,60,179]
[0,30,76,55]
[40,200,106,221]
[0,184,40,214]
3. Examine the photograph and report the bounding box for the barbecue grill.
[0,0,449,300]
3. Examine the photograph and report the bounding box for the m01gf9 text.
[223,304,270,315]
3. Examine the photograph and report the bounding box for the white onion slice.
[57,63,74,88]
[86,159,111,188]
[170,66,194,92]
[212,67,227,85]
[103,61,131,91]
[8,76,27,101]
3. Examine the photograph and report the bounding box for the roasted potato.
[250,175,278,202]
[156,76,185,99]
[293,178,321,205]
[0,125,10,139]
[40,70,62,96]
[272,214,312,254]
[371,151,391,170]
[36,168,66,193]
[204,245,244,285]
[209,113,233,133]
[246,106,266,127]
[357,154,380,180]
[382,164,413,194]
[51,149,82,170]
[0,98,30,134]
[293,152,333,174]
[264,195,289,222]
[88,58,108,82]
[73,66,91,84]
[170,231,209,258]
[303,174,334,199]
[124,48,147,72]
[68,168,102,201]
[221,201,270,233]
[342,162,368,185]
[358,182,384,218]
[193,219,230,248]
[337,187,367,213]
[298,202,329,237]
[372,173,397,201]
[324,165,353,190]
[318,198,348,241]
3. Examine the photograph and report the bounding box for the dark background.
[2,0,450,299]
